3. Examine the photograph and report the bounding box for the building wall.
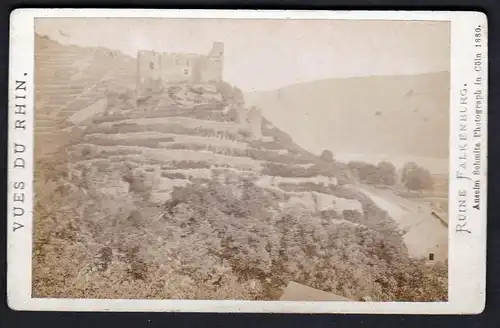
[137,51,162,81]
[403,217,448,262]
[203,42,224,83]
[159,53,198,83]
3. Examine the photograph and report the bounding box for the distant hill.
[245,72,450,162]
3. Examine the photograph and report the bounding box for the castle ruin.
[136,42,224,96]
[134,42,264,140]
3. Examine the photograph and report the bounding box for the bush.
[248,149,312,165]
[320,149,335,162]
[86,136,175,148]
[262,124,293,144]
[216,81,244,104]
[238,128,252,138]
[377,161,397,185]
[348,160,397,186]
[262,163,319,178]
[402,162,434,191]
[86,122,244,142]
[165,160,212,170]
[162,172,188,180]
[94,108,227,123]
[123,168,156,199]
[249,140,286,151]
[216,81,233,102]
[336,169,352,186]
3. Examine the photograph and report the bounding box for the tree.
[320,149,335,163]
[377,161,397,185]
[336,169,352,186]
[232,86,244,104]
[216,81,234,102]
[401,162,434,192]
[217,81,245,105]
[347,162,380,185]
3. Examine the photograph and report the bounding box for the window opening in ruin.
[149,62,155,70]
[429,253,434,261]
[184,68,189,75]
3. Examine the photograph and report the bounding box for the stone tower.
[136,50,163,100]
[205,42,224,82]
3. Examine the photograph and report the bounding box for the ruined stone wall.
[200,42,224,83]
[159,53,198,83]
[136,42,224,93]
[247,107,263,139]
[137,51,162,93]
[137,51,162,100]
[236,105,263,140]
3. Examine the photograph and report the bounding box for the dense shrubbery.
[86,123,244,142]
[161,143,248,158]
[86,136,175,148]
[163,160,212,170]
[83,140,330,166]
[249,139,288,151]
[262,119,293,143]
[247,148,313,165]
[348,160,397,186]
[93,107,227,124]
[279,182,337,194]
[377,161,397,185]
[334,186,404,250]
[33,151,447,302]
[262,162,337,178]
[162,172,189,180]
[216,81,244,104]
[157,181,446,301]
[320,149,335,162]
[32,79,446,302]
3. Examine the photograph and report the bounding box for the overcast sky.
[36,18,450,92]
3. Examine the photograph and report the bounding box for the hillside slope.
[245,72,450,161]
[33,36,447,302]
[35,33,136,155]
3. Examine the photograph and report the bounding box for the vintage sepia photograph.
[30,17,453,303]
[7,9,489,313]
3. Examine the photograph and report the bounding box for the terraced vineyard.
[35,34,135,155]
[67,89,358,210]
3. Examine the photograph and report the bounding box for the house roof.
[279,281,352,301]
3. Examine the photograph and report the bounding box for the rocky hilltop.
[33,34,447,302]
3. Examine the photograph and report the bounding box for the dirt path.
[357,184,448,260]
